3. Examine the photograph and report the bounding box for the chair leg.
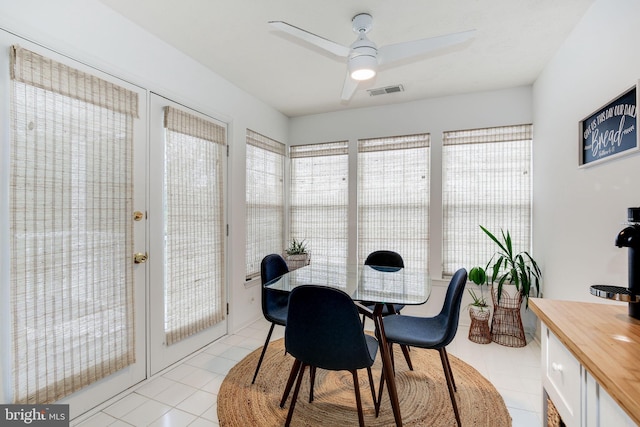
[375,340,394,417]
[442,347,457,392]
[375,363,385,417]
[366,366,376,407]
[251,323,275,384]
[309,366,316,402]
[285,363,307,427]
[351,370,365,427]
[400,344,413,370]
[280,359,302,408]
[438,348,461,427]
[390,343,396,374]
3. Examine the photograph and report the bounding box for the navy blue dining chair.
[251,254,289,384]
[280,285,378,427]
[362,250,406,324]
[381,268,468,427]
[362,250,413,370]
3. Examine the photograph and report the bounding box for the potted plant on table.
[284,238,310,271]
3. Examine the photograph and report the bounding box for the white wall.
[532,0,640,304]
[0,1,290,401]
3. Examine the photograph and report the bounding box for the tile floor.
[74,319,542,427]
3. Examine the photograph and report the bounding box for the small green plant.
[285,238,308,255]
[467,289,488,311]
[468,266,489,310]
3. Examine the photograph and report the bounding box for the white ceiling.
[99,0,595,118]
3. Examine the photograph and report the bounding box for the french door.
[1,36,147,418]
[1,34,228,419]
[148,94,228,374]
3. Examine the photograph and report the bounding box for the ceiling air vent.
[367,84,404,97]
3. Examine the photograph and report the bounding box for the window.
[246,130,285,280]
[358,134,430,270]
[290,141,349,266]
[9,45,138,403]
[442,124,533,276]
[163,106,226,345]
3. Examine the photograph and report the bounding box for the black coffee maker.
[591,207,640,319]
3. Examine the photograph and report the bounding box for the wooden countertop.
[530,298,640,425]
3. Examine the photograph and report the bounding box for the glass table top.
[264,263,431,305]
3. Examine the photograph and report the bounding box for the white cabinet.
[543,326,581,425]
[584,372,636,427]
[541,325,636,427]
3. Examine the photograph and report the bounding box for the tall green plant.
[474,225,541,307]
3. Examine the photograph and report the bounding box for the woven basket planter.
[490,285,526,347]
[468,306,491,344]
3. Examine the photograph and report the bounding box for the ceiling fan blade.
[341,73,359,101]
[378,29,476,65]
[269,21,351,57]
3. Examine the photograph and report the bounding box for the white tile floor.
[74,319,542,427]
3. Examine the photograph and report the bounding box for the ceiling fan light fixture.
[349,55,377,81]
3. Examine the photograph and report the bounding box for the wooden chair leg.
[285,363,307,427]
[438,348,461,427]
[375,363,385,417]
[351,370,365,427]
[252,323,275,384]
[280,359,302,408]
[366,366,376,407]
[309,366,316,402]
[441,347,456,392]
[400,344,413,370]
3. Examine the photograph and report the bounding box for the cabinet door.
[542,326,582,426]
[585,371,636,427]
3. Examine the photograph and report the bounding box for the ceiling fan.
[269,13,476,101]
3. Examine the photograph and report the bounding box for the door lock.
[133,252,148,264]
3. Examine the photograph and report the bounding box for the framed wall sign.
[579,84,639,167]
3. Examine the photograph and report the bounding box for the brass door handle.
[133,253,148,264]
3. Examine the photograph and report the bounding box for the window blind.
[290,141,349,266]
[357,134,430,271]
[442,124,533,276]
[246,130,285,280]
[9,45,138,403]
[163,106,226,346]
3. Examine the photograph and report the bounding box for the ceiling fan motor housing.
[349,34,377,80]
[352,13,373,34]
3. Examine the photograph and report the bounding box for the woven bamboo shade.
[357,134,430,270]
[289,141,348,266]
[163,106,226,346]
[442,124,533,277]
[245,130,285,280]
[9,45,138,403]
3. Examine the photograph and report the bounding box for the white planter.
[469,305,491,321]
[284,253,310,271]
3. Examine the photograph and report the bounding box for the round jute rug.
[217,338,511,426]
